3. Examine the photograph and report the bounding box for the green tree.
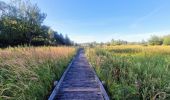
[148,35,163,45]
[15,0,46,44]
[65,34,72,46]
[163,35,170,45]
[111,39,128,45]
[0,0,46,46]
[0,0,73,47]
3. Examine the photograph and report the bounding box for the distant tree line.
[110,39,128,45]
[83,34,170,47]
[0,0,73,47]
[107,35,170,46]
[148,35,170,45]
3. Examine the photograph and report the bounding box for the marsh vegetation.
[86,45,170,100]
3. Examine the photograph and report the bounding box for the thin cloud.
[130,7,162,28]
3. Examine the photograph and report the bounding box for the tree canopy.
[0,0,73,47]
[148,35,163,45]
[163,35,170,45]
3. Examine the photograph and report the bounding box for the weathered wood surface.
[49,48,109,100]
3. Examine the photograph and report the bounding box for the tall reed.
[86,45,170,100]
[0,46,76,100]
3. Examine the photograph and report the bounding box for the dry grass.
[0,46,76,100]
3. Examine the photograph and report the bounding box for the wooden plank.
[48,48,109,100]
[61,88,100,92]
[89,62,110,100]
[48,49,78,100]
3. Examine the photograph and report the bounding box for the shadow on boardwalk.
[49,48,109,100]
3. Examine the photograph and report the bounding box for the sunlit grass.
[86,45,170,100]
[0,46,76,100]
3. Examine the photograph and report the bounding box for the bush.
[163,35,170,45]
[148,35,163,45]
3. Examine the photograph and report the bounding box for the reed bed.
[0,46,76,100]
[86,45,170,100]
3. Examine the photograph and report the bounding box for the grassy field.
[0,46,76,100]
[86,45,170,100]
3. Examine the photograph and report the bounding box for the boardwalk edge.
[88,61,110,100]
[48,51,77,100]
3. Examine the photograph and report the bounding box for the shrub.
[148,35,163,45]
[163,35,170,45]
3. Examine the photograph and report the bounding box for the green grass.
[86,46,170,100]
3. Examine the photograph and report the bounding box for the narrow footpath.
[49,48,109,100]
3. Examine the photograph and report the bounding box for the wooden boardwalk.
[48,49,109,100]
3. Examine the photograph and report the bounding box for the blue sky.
[2,0,170,43]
